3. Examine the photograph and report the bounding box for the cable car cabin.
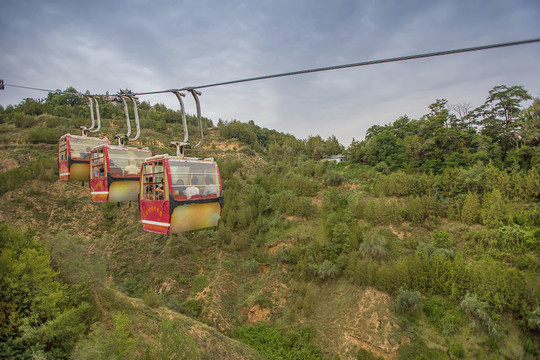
[139,156,224,234]
[89,145,152,203]
[58,134,109,181]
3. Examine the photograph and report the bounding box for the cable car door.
[140,161,170,234]
[58,136,70,180]
[90,148,108,202]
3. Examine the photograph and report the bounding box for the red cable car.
[139,155,223,234]
[58,134,109,181]
[138,89,224,234]
[89,145,152,202]
[58,95,108,181]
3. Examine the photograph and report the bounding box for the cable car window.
[143,161,166,200]
[90,149,106,179]
[59,138,68,161]
[70,137,107,160]
[169,161,219,198]
[108,149,152,177]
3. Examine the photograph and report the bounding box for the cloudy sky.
[1,0,539,145]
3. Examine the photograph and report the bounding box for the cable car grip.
[187,89,204,149]
[80,95,96,136]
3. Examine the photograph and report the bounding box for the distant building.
[325,154,347,163]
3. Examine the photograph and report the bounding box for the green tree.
[110,312,138,359]
[476,85,532,152]
[0,224,91,359]
[517,98,540,147]
[481,189,511,228]
[45,87,84,107]
[461,192,481,225]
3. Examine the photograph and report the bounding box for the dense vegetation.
[0,84,538,359]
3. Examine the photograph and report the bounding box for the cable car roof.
[90,144,150,152]
[144,154,215,163]
[60,133,108,141]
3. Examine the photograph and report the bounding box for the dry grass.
[303,280,407,360]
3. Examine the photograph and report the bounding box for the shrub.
[43,114,65,128]
[450,342,465,359]
[0,156,57,196]
[395,288,423,314]
[397,337,447,360]
[269,191,316,218]
[110,311,138,358]
[408,172,435,196]
[357,348,384,360]
[460,292,499,340]
[183,299,203,317]
[461,192,481,225]
[191,275,208,294]
[245,258,260,274]
[143,290,161,308]
[316,260,339,280]
[424,296,466,336]
[284,173,319,196]
[324,170,343,186]
[12,112,35,128]
[375,171,409,196]
[122,274,147,297]
[402,195,435,224]
[523,168,540,200]
[217,159,243,180]
[235,322,322,360]
[430,230,453,249]
[481,189,512,228]
[145,318,199,359]
[360,229,391,260]
[525,306,540,332]
[374,161,390,174]
[361,198,401,225]
[27,126,62,144]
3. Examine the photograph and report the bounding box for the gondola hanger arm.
[80,95,96,136]
[170,90,190,158]
[188,89,204,149]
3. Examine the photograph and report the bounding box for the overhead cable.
[2,37,540,98]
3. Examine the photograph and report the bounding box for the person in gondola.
[81,147,91,160]
[154,181,164,200]
[202,175,218,196]
[173,179,186,197]
[124,159,139,175]
[184,177,200,199]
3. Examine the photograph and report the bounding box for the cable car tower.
[139,89,224,234]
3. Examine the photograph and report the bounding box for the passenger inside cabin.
[81,147,91,160]
[124,159,139,175]
[202,175,218,196]
[155,183,164,200]
[184,177,200,199]
[173,179,186,197]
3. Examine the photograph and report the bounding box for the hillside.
[0,87,539,359]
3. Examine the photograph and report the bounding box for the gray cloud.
[1,0,539,145]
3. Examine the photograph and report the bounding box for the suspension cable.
[2,37,540,98]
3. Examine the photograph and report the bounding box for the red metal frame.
[140,159,171,234]
[58,134,109,181]
[89,145,151,203]
[139,157,223,234]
